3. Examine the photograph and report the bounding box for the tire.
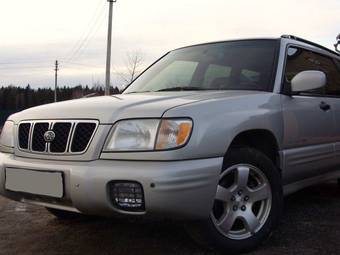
[46,208,85,220]
[188,147,283,254]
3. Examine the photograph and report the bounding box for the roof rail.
[281,35,340,57]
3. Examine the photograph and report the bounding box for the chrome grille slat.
[17,120,98,155]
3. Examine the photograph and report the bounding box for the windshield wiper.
[155,86,207,92]
[126,91,152,94]
[126,86,208,94]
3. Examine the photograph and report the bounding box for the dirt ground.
[1,181,340,255]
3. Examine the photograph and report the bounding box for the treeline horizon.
[0,84,121,125]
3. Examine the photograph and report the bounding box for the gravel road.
[1,181,340,255]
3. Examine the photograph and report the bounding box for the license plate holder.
[5,168,64,199]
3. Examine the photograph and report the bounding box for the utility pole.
[105,0,117,96]
[54,60,59,102]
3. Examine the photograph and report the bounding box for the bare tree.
[120,50,145,85]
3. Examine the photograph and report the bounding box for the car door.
[281,46,336,185]
[319,56,340,165]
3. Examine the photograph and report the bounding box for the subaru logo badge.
[44,130,56,143]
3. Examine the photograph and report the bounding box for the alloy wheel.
[211,164,272,240]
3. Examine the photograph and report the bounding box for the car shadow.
[1,181,340,255]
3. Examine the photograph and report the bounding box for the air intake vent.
[32,123,49,152]
[18,123,31,150]
[71,123,97,152]
[50,123,72,153]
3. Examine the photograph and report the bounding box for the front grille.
[50,123,72,153]
[32,123,49,152]
[18,123,31,149]
[71,123,97,152]
[18,120,98,155]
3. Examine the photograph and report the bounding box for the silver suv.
[1,35,340,254]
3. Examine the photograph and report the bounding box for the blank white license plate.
[5,168,64,198]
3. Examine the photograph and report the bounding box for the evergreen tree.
[0,85,121,126]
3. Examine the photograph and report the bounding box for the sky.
[0,0,339,89]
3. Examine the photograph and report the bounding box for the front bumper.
[0,153,222,220]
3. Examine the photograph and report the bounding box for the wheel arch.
[226,129,280,169]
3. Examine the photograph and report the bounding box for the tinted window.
[124,40,278,93]
[285,47,317,82]
[312,54,340,96]
[285,46,340,96]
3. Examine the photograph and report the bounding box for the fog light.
[110,182,145,212]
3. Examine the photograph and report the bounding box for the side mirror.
[291,71,326,93]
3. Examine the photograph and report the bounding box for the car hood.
[9,90,267,124]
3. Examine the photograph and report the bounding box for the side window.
[285,47,315,82]
[285,47,324,95]
[203,64,231,88]
[311,53,340,96]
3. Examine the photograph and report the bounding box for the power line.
[0,60,104,70]
[62,0,105,60]
[68,10,107,62]
[1,1,106,70]
[61,61,103,68]
[0,65,51,70]
[0,60,51,65]
[0,59,52,70]
[64,2,107,63]
[1,1,111,85]
[69,12,108,62]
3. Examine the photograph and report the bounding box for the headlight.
[0,121,15,148]
[155,119,193,150]
[105,119,160,151]
[104,118,193,152]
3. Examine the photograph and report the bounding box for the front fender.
[163,93,283,159]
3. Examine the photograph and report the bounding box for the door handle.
[319,101,331,111]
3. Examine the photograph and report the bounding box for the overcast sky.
[0,0,339,89]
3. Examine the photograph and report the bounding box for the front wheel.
[190,148,283,254]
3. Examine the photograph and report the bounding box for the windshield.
[124,40,278,94]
